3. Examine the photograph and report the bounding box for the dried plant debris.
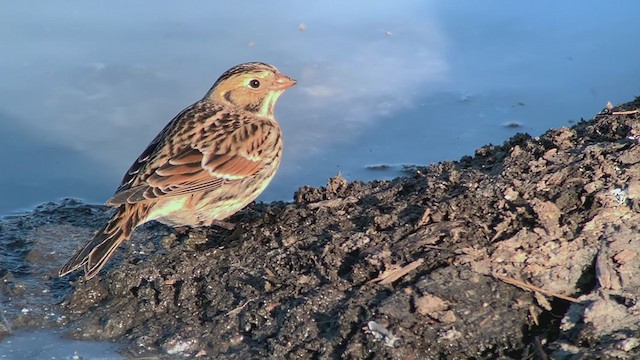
[3,97,640,358]
[368,258,424,285]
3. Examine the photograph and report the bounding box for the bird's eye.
[249,79,260,89]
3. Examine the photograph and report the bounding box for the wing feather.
[106,118,278,207]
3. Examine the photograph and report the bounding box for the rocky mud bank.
[2,98,640,359]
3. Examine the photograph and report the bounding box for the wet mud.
[2,98,640,359]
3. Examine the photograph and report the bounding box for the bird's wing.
[107,117,280,206]
[113,104,199,196]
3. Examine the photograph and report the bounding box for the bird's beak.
[273,73,297,90]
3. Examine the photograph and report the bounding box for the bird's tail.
[59,203,149,279]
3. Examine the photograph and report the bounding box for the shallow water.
[0,329,120,360]
[1,0,640,357]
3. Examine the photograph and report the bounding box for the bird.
[59,62,296,279]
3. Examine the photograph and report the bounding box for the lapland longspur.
[59,62,296,279]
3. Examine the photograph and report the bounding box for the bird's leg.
[210,219,236,231]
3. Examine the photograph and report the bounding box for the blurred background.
[1,0,639,215]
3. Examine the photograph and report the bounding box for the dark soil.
[3,98,640,359]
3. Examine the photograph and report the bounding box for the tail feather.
[59,204,148,279]
[84,228,126,278]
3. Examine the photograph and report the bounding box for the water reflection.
[0,111,113,212]
[1,1,639,214]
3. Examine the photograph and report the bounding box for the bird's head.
[205,62,296,118]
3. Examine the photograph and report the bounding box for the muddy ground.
[2,98,640,359]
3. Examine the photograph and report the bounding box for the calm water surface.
[1,0,639,356]
[1,1,640,215]
[0,329,120,359]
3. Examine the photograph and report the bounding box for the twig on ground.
[492,273,579,303]
[369,259,424,285]
[612,109,640,115]
[417,208,431,227]
[226,298,254,316]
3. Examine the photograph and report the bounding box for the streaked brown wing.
[114,102,205,195]
[106,122,275,206]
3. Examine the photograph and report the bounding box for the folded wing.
[107,121,278,206]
